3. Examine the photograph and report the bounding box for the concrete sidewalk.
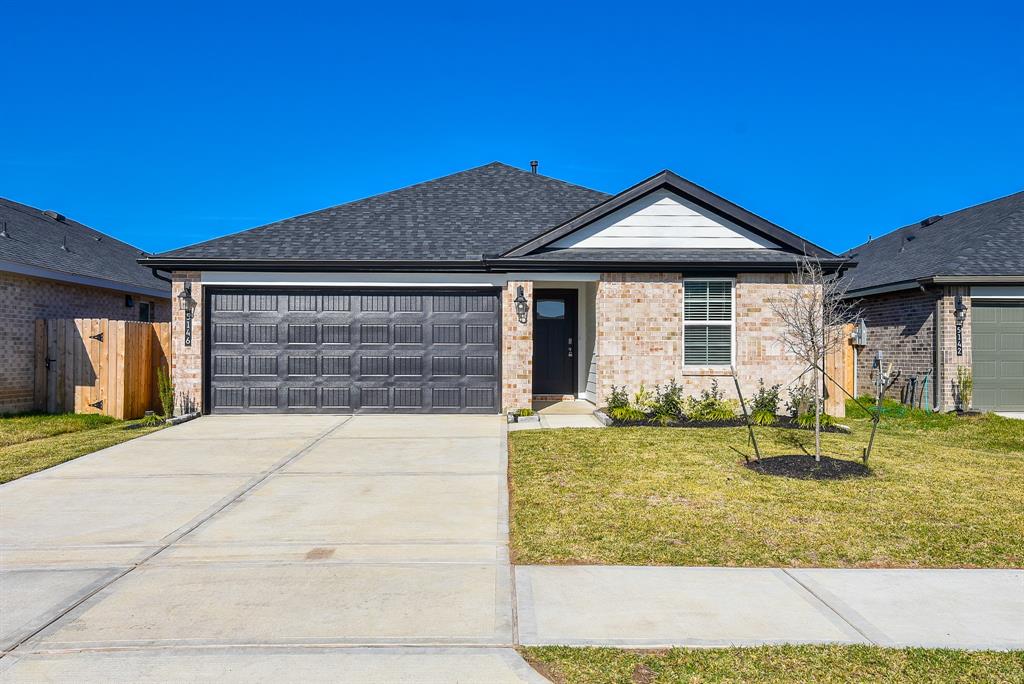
[516,566,1024,650]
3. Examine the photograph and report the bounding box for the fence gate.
[33,319,171,420]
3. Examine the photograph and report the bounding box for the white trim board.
[200,272,601,287]
[550,189,780,250]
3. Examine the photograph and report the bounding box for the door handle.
[568,337,573,358]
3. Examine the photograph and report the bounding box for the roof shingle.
[842,191,1024,293]
[0,198,171,294]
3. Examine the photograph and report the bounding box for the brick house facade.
[0,271,170,414]
[150,164,850,416]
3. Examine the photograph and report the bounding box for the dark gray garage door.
[206,288,501,413]
[972,300,1024,411]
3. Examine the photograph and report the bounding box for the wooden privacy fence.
[33,319,171,419]
[823,323,857,416]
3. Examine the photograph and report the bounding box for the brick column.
[937,285,972,411]
[502,280,533,411]
[171,272,203,414]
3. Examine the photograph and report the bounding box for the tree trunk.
[813,363,822,461]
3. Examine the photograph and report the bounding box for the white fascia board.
[200,271,601,286]
[1,259,171,299]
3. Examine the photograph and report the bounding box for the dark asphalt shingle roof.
[153,162,611,262]
[842,191,1024,293]
[0,198,171,294]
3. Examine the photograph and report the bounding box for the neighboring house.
[842,191,1024,412]
[0,198,171,414]
[140,162,846,415]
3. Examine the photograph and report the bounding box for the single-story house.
[0,198,171,414]
[139,162,847,415]
[842,190,1024,412]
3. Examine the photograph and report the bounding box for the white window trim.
[682,277,736,368]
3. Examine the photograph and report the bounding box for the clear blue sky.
[2,1,1021,255]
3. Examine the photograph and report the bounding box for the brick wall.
[501,280,533,410]
[854,288,939,404]
[0,270,170,414]
[937,286,971,410]
[171,272,203,414]
[592,272,818,414]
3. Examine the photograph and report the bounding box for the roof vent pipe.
[43,210,66,222]
[920,215,942,227]
[530,160,538,174]
[61,235,69,251]
[0,221,8,238]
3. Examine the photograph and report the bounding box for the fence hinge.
[89,400,103,410]
[89,332,104,342]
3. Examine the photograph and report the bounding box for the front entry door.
[532,290,577,395]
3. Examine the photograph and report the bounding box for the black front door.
[532,290,577,395]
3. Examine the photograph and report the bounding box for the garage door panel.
[972,301,1024,411]
[207,288,499,414]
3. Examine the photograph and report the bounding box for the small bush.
[684,380,736,422]
[609,405,648,422]
[156,366,174,419]
[135,413,165,428]
[956,366,973,409]
[751,379,781,416]
[516,408,535,417]
[632,385,654,412]
[796,411,837,429]
[607,386,629,411]
[786,383,815,417]
[652,380,685,420]
[751,408,777,426]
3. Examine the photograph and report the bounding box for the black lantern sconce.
[954,295,967,356]
[178,282,198,347]
[124,294,134,308]
[514,286,529,324]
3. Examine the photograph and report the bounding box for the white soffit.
[549,188,780,250]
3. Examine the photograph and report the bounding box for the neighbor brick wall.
[854,288,939,405]
[501,280,533,411]
[171,272,203,414]
[593,272,824,414]
[0,270,170,414]
[937,286,972,411]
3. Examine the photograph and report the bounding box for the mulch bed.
[609,415,849,433]
[745,454,872,480]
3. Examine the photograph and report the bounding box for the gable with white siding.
[549,188,781,250]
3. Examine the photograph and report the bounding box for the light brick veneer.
[501,280,533,411]
[171,272,203,414]
[0,270,169,414]
[593,272,827,414]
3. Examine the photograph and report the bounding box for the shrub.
[751,408,777,426]
[136,413,165,428]
[786,383,816,417]
[796,411,837,429]
[632,385,654,412]
[516,407,535,417]
[684,380,736,422]
[609,405,648,422]
[651,380,685,423]
[751,379,781,416]
[607,386,629,411]
[956,366,973,410]
[156,366,174,418]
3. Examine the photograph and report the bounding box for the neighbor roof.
[142,162,842,271]
[0,198,171,295]
[842,190,1024,294]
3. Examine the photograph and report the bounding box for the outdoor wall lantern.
[954,295,967,356]
[514,285,529,324]
[178,282,197,347]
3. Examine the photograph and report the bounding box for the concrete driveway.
[1,415,542,683]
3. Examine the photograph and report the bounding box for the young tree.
[770,255,859,460]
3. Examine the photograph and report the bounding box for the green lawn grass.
[0,413,164,483]
[508,402,1024,567]
[522,645,1024,684]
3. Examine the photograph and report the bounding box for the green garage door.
[972,300,1024,411]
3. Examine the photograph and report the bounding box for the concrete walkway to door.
[1,414,543,683]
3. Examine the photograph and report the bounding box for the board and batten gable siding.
[549,188,780,250]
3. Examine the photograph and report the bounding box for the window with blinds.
[683,280,733,366]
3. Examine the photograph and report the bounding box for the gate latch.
[89,400,103,410]
[89,332,104,342]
